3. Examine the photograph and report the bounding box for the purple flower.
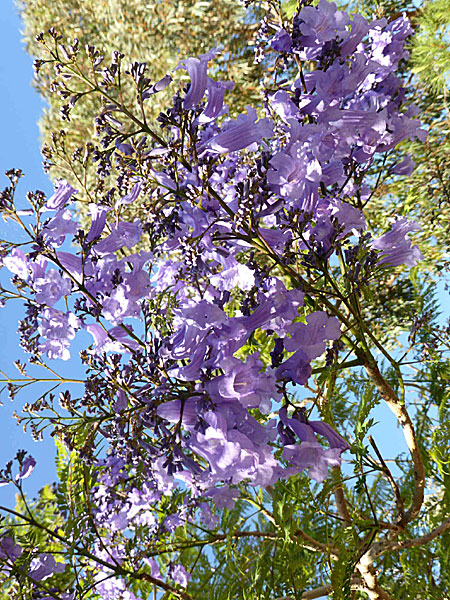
[279,408,349,482]
[34,269,72,306]
[102,285,141,324]
[16,455,36,480]
[38,308,80,361]
[275,347,312,385]
[207,486,240,509]
[86,204,109,241]
[309,421,350,452]
[43,209,78,247]
[372,217,423,267]
[283,442,342,483]
[389,155,416,176]
[86,323,141,354]
[169,563,191,587]
[284,312,341,359]
[95,220,142,254]
[56,251,83,277]
[177,49,216,110]
[270,90,299,121]
[2,248,29,279]
[143,557,162,580]
[164,514,183,532]
[270,28,293,53]
[203,107,273,154]
[206,355,279,413]
[114,390,127,413]
[29,553,65,581]
[0,536,23,564]
[209,260,255,291]
[276,312,340,385]
[142,74,173,99]
[340,14,372,57]
[45,180,78,211]
[198,79,235,124]
[93,574,139,600]
[150,168,178,191]
[267,143,322,207]
[156,397,199,427]
[115,180,142,209]
[297,0,349,50]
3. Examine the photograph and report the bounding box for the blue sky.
[0,1,55,506]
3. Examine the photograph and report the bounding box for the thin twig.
[389,517,450,552]
[368,435,405,523]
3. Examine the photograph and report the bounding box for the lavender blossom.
[202,107,273,153]
[177,49,216,110]
[45,180,77,211]
[372,217,424,267]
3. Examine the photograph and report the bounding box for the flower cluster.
[0,1,426,597]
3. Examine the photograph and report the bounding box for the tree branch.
[368,435,405,522]
[361,353,425,525]
[356,564,394,600]
[273,576,388,599]
[332,467,352,524]
[389,516,450,552]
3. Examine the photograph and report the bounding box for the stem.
[368,436,405,522]
[361,353,425,526]
[388,516,450,552]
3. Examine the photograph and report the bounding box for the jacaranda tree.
[1,1,449,599]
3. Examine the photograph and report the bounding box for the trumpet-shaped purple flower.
[203,107,273,154]
[115,180,142,209]
[86,204,109,241]
[372,217,423,267]
[85,323,141,354]
[0,537,23,564]
[43,208,78,247]
[177,49,216,110]
[279,408,349,482]
[102,285,141,324]
[169,564,191,587]
[283,442,342,482]
[94,575,139,600]
[389,155,416,176]
[45,180,78,211]
[296,0,349,59]
[95,220,142,254]
[38,308,80,360]
[270,91,299,121]
[29,553,65,581]
[198,79,234,124]
[16,455,36,480]
[34,269,72,306]
[270,28,293,53]
[284,312,341,359]
[277,312,340,385]
[309,420,350,452]
[209,260,255,291]
[2,248,29,279]
[156,397,199,427]
[206,354,279,413]
[56,251,83,277]
[206,486,240,509]
[267,143,322,208]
